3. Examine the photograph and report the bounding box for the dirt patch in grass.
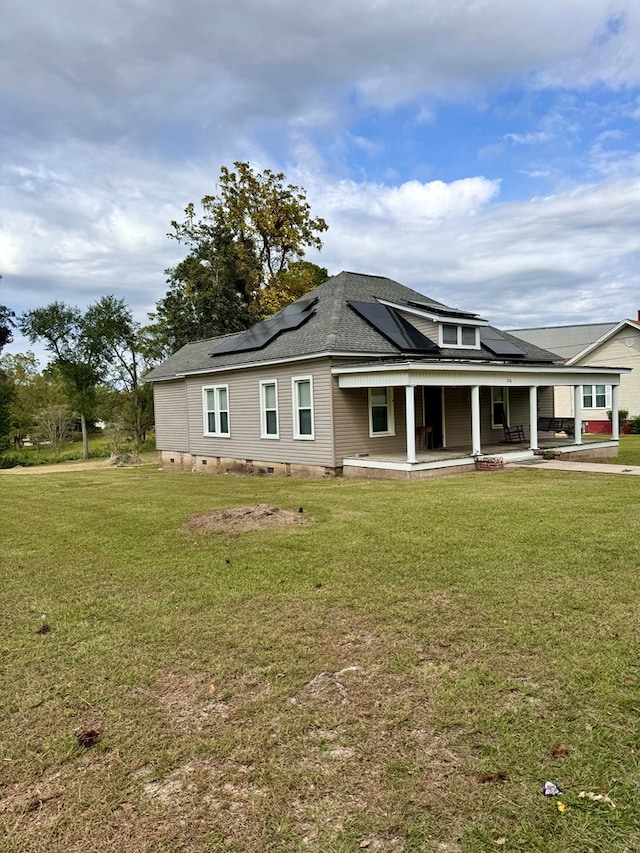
[183,504,310,533]
[151,671,232,732]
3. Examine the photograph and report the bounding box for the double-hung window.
[260,380,279,438]
[203,385,230,437]
[582,384,610,409]
[368,387,395,436]
[292,376,314,439]
[440,323,479,348]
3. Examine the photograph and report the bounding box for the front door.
[422,386,443,448]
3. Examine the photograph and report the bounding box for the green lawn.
[606,434,640,466]
[1,463,639,852]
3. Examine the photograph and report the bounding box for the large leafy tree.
[87,295,154,443]
[0,352,67,447]
[252,260,329,318]
[147,231,254,358]
[149,162,328,355]
[0,304,14,353]
[0,275,14,353]
[0,371,12,450]
[0,276,15,449]
[19,302,111,459]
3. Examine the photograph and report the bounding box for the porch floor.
[343,435,616,476]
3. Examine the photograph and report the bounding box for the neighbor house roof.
[509,322,617,361]
[511,318,640,363]
[145,271,560,382]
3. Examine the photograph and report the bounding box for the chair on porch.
[416,425,434,449]
[502,422,526,443]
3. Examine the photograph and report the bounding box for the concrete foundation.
[343,461,476,479]
[158,451,340,478]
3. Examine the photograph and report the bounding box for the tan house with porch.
[145,272,625,479]
[511,315,640,434]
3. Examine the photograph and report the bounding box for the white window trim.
[260,380,279,439]
[292,375,315,440]
[491,387,510,429]
[439,323,480,349]
[368,387,395,437]
[582,384,612,410]
[202,384,230,437]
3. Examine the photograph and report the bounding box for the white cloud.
[308,173,640,327]
[3,0,640,357]
[310,175,500,226]
[3,140,640,342]
[2,1,639,150]
[504,131,551,144]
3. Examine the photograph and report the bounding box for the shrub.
[627,415,640,434]
[608,408,629,426]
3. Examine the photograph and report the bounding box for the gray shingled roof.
[509,323,618,361]
[145,271,559,381]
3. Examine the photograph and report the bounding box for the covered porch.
[332,361,626,478]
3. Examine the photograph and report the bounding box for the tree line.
[0,162,329,460]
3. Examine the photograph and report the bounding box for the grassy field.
[0,435,156,469]
[1,459,639,852]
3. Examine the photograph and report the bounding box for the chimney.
[637,309,640,323]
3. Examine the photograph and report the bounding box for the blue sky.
[2,0,640,361]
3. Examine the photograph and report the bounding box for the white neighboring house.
[511,314,640,433]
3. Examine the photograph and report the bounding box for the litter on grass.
[579,791,616,809]
[542,781,562,796]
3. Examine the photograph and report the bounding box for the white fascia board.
[565,319,640,365]
[332,360,629,389]
[376,298,489,327]
[151,351,390,381]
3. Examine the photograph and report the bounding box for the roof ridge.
[324,274,346,349]
[510,321,617,331]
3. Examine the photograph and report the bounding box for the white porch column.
[611,384,620,440]
[405,385,417,464]
[573,385,583,445]
[471,385,481,455]
[529,386,539,451]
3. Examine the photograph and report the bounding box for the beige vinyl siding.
[442,388,470,446]
[537,388,554,418]
[185,359,335,466]
[576,327,640,417]
[153,380,189,451]
[553,386,573,418]
[504,387,530,432]
[555,385,611,422]
[331,379,409,462]
[553,325,639,420]
[445,387,532,446]
[397,311,439,341]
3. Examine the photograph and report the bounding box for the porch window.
[203,385,230,437]
[260,380,279,438]
[582,384,610,409]
[369,387,395,436]
[491,387,509,429]
[292,376,314,439]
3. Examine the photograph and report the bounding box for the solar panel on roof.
[406,300,482,321]
[479,327,526,357]
[211,296,318,355]
[348,301,440,353]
